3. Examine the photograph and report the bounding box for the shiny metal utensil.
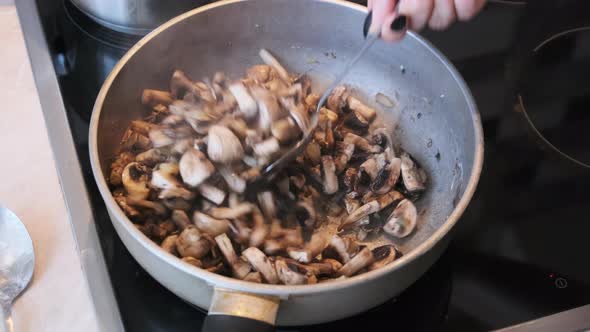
[257,32,380,185]
[0,207,34,332]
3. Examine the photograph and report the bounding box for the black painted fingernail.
[363,11,373,38]
[391,15,407,32]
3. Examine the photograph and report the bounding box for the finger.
[398,0,435,31]
[429,0,457,30]
[454,0,486,21]
[381,12,407,42]
[369,0,397,35]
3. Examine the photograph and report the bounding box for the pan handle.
[203,288,279,332]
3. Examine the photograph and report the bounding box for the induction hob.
[16,0,590,331]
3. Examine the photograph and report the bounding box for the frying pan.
[89,0,484,330]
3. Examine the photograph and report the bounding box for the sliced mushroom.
[207,125,244,163]
[229,219,251,244]
[304,141,322,166]
[325,234,351,263]
[109,152,135,186]
[217,166,246,193]
[193,211,230,237]
[252,137,280,159]
[287,231,330,263]
[170,70,196,98]
[287,102,311,133]
[289,173,306,190]
[228,82,258,119]
[243,271,263,283]
[321,156,338,195]
[334,142,356,174]
[250,87,287,132]
[246,64,272,83]
[250,208,268,248]
[176,226,211,259]
[136,148,169,167]
[263,239,285,255]
[259,49,290,82]
[294,200,316,231]
[344,133,382,154]
[208,204,253,220]
[242,247,279,284]
[275,259,308,285]
[151,162,195,200]
[171,210,191,230]
[400,152,427,193]
[215,233,251,279]
[142,89,173,107]
[271,117,300,144]
[161,235,179,255]
[344,110,370,129]
[318,258,343,275]
[368,245,397,271]
[370,158,401,195]
[257,191,277,221]
[126,197,168,216]
[359,153,387,181]
[162,197,192,211]
[113,190,140,219]
[148,128,175,148]
[342,167,359,193]
[340,191,404,229]
[383,199,417,238]
[338,247,375,277]
[181,256,203,268]
[122,162,150,200]
[178,149,215,187]
[305,93,320,110]
[197,183,226,205]
[327,85,348,113]
[347,96,376,122]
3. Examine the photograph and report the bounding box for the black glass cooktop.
[36,0,590,331]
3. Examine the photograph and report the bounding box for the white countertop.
[0,4,101,332]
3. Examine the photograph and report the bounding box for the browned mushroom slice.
[109,152,135,186]
[126,197,168,216]
[359,153,387,181]
[151,162,195,200]
[263,239,285,255]
[250,208,269,248]
[149,128,175,148]
[303,141,322,166]
[206,125,244,163]
[371,157,402,195]
[181,256,203,268]
[259,49,290,82]
[383,199,417,238]
[246,64,272,83]
[275,259,308,285]
[193,211,230,237]
[161,235,179,255]
[338,247,375,277]
[142,89,173,107]
[287,231,330,263]
[176,226,211,259]
[250,87,287,132]
[122,162,150,200]
[294,200,316,231]
[136,148,169,167]
[318,258,343,275]
[400,152,427,193]
[305,93,320,110]
[215,233,251,279]
[178,149,215,187]
[347,96,376,122]
[170,70,195,98]
[334,142,356,174]
[368,245,397,271]
[197,183,226,205]
[207,204,253,220]
[321,156,339,195]
[325,234,351,263]
[343,133,382,154]
[327,86,348,113]
[113,190,140,219]
[342,167,359,193]
[228,82,258,119]
[287,102,311,134]
[242,247,279,284]
[243,271,263,283]
[289,173,306,190]
[229,219,251,244]
[344,110,370,129]
[171,210,191,230]
[271,117,300,144]
[340,191,404,229]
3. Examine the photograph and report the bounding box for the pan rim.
[89,0,484,296]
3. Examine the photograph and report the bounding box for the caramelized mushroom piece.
[193,211,230,237]
[243,271,263,283]
[340,191,404,229]
[368,245,397,270]
[171,210,191,230]
[208,204,253,220]
[321,156,339,195]
[250,208,269,248]
[370,158,401,195]
[275,259,308,285]
[242,247,279,284]
[207,125,244,163]
[142,89,173,107]
[176,227,211,259]
[327,85,348,113]
[228,82,258,119]
[110,152,135,186]
[215,233,251,279]
[271,117,300,144]
[182,256,203,268]
[338,247,375,277]
[197,183,226,205]
[383,199,417,238]
[122,162,150,200]
[259,49,290,82]
[217,166,246,193]
[347,96,376,122]
[400,152,427,193]
[288,232,330,263]
[161,235,179,255]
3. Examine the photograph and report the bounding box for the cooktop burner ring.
[517,26,590,169]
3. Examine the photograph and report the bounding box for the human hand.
[367,0,487,42]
